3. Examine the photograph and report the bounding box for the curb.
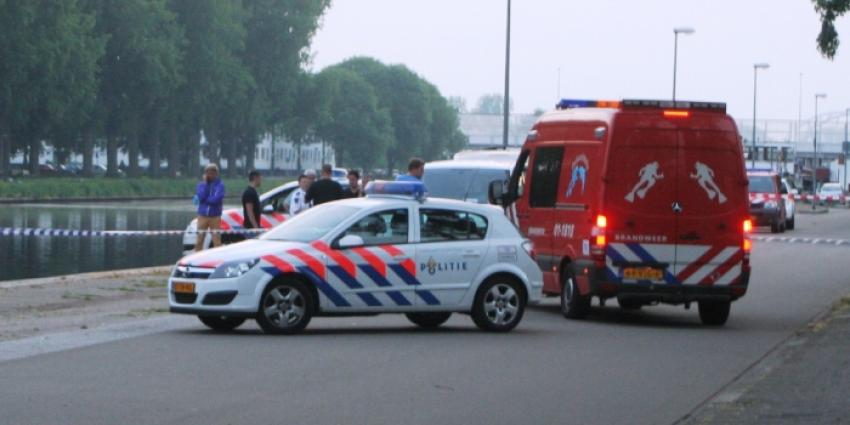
[0,265,172,290]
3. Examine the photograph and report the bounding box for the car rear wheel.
[561,268,591,319]
[405,312,452,328]
[256,280,314,335]
[197,315,246,332]
[471,278,526,332]
[617,299,643,310]
[698,300,731,326]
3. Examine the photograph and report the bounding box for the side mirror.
[336,235,364,249]
[263,204,274,213]
[488,180,505,205]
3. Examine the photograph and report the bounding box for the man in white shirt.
[288,172,314,215]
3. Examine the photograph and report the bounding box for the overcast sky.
[310,1,849,121]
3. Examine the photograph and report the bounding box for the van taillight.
[743,239,752,253]
[595,214,608,228]
[743,219,753,234]
[591,214,608,261]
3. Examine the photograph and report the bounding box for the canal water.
[0,201,227,281]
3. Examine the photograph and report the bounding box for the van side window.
[509,150,531,198]
[529,147,564,208]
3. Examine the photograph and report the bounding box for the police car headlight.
[764,200,778,209]
[210,259,260,279]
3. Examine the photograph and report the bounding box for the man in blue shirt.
[194,163,225,251]
[396,157,425,183]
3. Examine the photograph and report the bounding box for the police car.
[169,181,543,334]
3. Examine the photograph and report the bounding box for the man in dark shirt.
[242,170,262,229]
[342,169,367,198]
[306,164,343,206]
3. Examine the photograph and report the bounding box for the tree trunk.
[225,139,237,178]
[296,141,302,174]
[127,133,140,177]
[167,124,180,178]
[268,135,274,173]
[245,138,256,173]
[0,134,9,177]
[82,129,94,177]
[106,131,119,177]
[187,130,200,178]
[28,138,40,176]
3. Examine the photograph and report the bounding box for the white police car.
[169,181,543,334]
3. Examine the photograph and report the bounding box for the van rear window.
[748,176,777,193]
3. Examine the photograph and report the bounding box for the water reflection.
[0,201,198,281]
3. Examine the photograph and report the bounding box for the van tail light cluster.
[591,214,608,266]
[742,219,752,268]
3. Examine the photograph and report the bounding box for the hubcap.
[263,286,305,328]
[483,284,519,325]
[565,277,575,303]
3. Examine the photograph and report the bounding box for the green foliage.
[813,0,850,59]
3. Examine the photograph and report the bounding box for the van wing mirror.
[487,180,505,205]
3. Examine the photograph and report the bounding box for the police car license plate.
[172,281,195,294]
[622,267,664,281]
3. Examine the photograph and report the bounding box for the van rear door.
[603,128,679,284]
[674,128,748,285]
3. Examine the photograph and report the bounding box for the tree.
[85,0,184,177]
[474,94,513,115]
[0,0,104,175]
[313,68,392,171]
[447,96,468,113]
[813,0,849,59]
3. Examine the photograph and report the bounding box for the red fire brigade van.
[490,99,752,326]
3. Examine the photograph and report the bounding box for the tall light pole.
[751,63,770,168]
[672,27,695,101]
[501,0,511,150]
[844,107,849,192]
[813,93,827,208]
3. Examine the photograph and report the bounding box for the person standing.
[343,170,366,198]
[306,164,343,206]
[242,170,263,230]
[288,174,312,215]
[396,157,425,182]
[194,164,225,251]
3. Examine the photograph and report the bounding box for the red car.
[491,99,751,326]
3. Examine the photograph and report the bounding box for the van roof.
[426,159,514,171]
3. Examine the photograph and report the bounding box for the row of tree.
[0,0,467,178]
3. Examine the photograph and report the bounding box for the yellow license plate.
[172,281,195,294]
[623,267,664,281]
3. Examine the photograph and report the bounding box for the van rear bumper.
[590,267,750,304]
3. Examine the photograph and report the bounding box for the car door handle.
[462,250,482,258]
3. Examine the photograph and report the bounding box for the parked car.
[424,158,516,204]
[817,182,846,206]
[748,170,787,233]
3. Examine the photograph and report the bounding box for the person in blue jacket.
[194,163,225,251]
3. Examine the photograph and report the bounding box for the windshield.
[261,204,360,242]
[424,168,509,203]
[748,175,776,193]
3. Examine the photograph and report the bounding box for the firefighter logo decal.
[690,162,727,204]
[565,154,589,197]
[625,161,664,202]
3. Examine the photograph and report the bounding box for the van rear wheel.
[561,268,590,319]
[698,300,731,326]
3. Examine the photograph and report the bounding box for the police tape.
[750,235,850,247]
[0,227,267,237]
[752,194,848,203]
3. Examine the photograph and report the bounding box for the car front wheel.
[256,280,314,335]
[472,278,526,332]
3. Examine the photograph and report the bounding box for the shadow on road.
[171,322,546,338]
[530,303,707,329]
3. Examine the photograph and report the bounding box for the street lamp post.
[501,0,511,150]
[813,93,827,209]
[672,27,695,101]
[844,108,849,192]
[751,63,770,168]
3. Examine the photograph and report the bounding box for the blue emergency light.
[365,180,426,200]
[556,99,622,110]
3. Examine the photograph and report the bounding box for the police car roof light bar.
[365,180,427,202]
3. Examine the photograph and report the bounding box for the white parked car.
[169,181,543,334]
[817,182,846,206]
[781,179,796,230]
[424,158,516,204]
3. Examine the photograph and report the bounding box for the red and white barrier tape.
[0,227,267,237]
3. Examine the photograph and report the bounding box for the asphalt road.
[1,211,849,425]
